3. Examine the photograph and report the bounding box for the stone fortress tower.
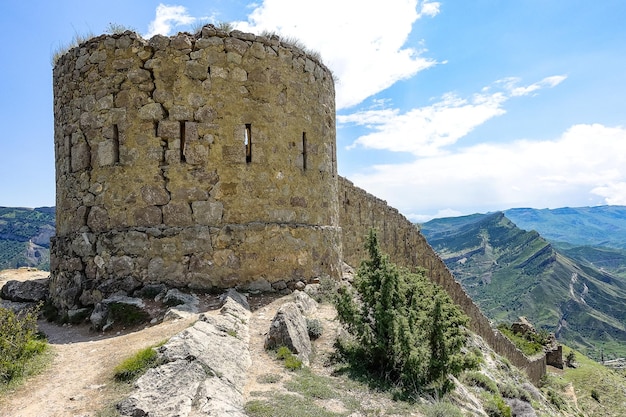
[50,25,550,384]
[50,26,341,311]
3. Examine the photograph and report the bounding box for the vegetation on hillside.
[334,229,477,396]
[0,207,54,271]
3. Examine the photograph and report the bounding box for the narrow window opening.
[112,124,120,164]
[302,132,307,171]
[154,121,159,137]
[65,136,71,173]
[331,142,336,177]
[244,124,252,163]
[180,121,186,162]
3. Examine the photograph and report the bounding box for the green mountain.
[505,206,626,249]
[421,212,626,361]
[0,207,55,271]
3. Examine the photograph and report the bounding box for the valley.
[421,209,626,361]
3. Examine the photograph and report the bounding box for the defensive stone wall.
[51,25,545,384]
[338,177,546,384]
[51,27,341,310]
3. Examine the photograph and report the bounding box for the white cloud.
[236,0,438,109]
[506,75,567,97]
[341,76,565,156]
[144,4,196,38]
[419,1,441,17]
[349,124,626,219]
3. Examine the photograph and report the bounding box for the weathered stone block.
[138,103,164,120]
[162,202,192,226]
[141,185,170,206]
[71,142,91,172]
[169,105,193,121]
[191,200,223,226]
[157,120,180,139]
[97,140,117,166]
[224,37,249,55]
[185,60,208,80]
[87,206,109,232]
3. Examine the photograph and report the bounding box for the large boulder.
[117,289,251,417]
[1,278,49,302]
[90,295,147,331]
[264,301,312,365]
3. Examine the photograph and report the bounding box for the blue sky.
[1,1,625,221]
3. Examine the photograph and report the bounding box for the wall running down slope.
[339,177,546,384]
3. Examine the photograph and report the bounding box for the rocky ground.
[0,269,578,417]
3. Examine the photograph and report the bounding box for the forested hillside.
[421,211,626,361]
[0,207,55,270]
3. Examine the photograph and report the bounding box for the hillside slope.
[0,207,55,271]
[421,212,626,360]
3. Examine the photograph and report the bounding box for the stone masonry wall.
[50,27,341,310]
[338,177,546,384]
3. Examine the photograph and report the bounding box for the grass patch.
[556,345,626,416]
[285,368,336,400]
[483,393,511,417]
[113,344,162,382]
[245,393,343,417]
[497,324,544,356]
[421,400,464,417]
[256,373,281,384]
[275,346,303,370]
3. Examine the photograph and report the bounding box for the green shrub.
[284,355,303,370]
[464,371,498,394]
[0,306,47,384]
[498,382,520,399]
[545,387,565,409]
[306,318,323,340]
[335,229,474,395]
[591,388,600,402]
[275,346,303,370]
[484,393,512,417]
[565,350,576,367]
[113,346,159,382]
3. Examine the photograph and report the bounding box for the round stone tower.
[50,26,341,311]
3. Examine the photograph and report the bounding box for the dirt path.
[0,269,289,417]
[0,269,197,417]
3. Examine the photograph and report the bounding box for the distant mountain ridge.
[0,206,55,270]
[505,205,626,249]
[421,210,626,360]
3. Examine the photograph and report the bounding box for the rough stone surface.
[164,288,198,308]
[265,301,312,365]
[293,289,318,316]
[51,25,341,312]
[90,295,146,330]
[117,290,251,417]
[0,278,49,302]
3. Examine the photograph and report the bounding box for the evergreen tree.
[335,229,474,395]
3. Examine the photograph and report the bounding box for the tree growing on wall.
[335,229,475,395]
